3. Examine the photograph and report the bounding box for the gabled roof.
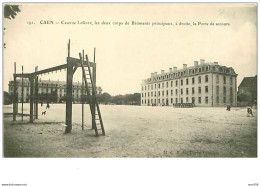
[238,76,257,88]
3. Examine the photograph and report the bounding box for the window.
[171,90,173,96]
[198,97,201,104]
[223,76,226,84]
[186,88,189,95]
[186,97,189,103]
[176,80,178,86]
[230,77,233,85]
[158,99,160,104]
[186,78,189,85]
[171,81,173,87]
[151,92,153,97]
[142,100,143,104]
[171,98,173,104]
[198,87,201,94]
[145,93,146,97]
[151,85,153,90]
[216,86,219,94]
[145,100,146,104]
[205,86,208,93]
[166,82,168,88]
[175,98,178,103]
[176,89,178,95]
[166,90,168,96]
[223,86,226,95]
[198,76,201,84]
[181,98,183,103]
[162,83,164,88]
[162,91,164,96]
[158,91,160,96]
[223,97,226,103]
[205,96,208,104]
[230,87,233,95]
[154,92,156,97]
[192,87,195,94]
[192,77,195,84]
[181,89,183,95]
[158,84,160,89]
[205,75,208,83]
[181,79,183,86]
[155,84,157,89]
[216,75,219,83]
[148,85,150,90]
[192,97,195,104]
[216,96,219,104]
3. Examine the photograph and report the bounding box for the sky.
[3,3,257,96]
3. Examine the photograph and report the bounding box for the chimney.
[214,62,218,65]
[161,70,165,74]
[169,68,172,72]
[154,72,157,76]
[151,72,154,77]
[173,67,177,71]
[200,59,205,65]
[194,61,198,67]
[183,64,187,69]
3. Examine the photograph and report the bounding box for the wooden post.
[92,49,97,129]
[65,58,74,133]
[68,39,70,57]
[35,75,39,119]
[82,50,84,130]
[13,63,17,121]
[21,66,24,121]
[29,77,34,123]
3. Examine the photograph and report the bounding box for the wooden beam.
[35,76,39,119]
[65,59,74,133]
[67,57,96,68]
[22,66,24,121]
[29,77,34,123]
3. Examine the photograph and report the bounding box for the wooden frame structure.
[12,40,102,135]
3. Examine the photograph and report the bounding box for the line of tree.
[4,91,141,105]
[81,92,141,105]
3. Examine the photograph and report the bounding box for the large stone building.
[8,79,102,103]
[141,59,237,107]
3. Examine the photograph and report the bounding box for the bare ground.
[3,104,257,157]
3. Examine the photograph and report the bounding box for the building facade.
[141,59,237,107]
[8,79,102,103]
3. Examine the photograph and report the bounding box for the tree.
[4,4,21,19]
[4,91,12,105]
[100,92,111,104]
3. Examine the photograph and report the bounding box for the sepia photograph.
[2,3,257,159]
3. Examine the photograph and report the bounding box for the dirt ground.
[3,104,257,157]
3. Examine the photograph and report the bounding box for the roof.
[238,76,257,88]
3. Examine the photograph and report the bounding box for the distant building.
[237,75,257,106]
[141,59,238,107]
[8,79,102,103]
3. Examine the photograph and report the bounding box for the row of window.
[142,96,232,105]
[142,86,233,97]
[145,65,234,83]
[142,75,233,91]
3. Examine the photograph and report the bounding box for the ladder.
[80,53,105,136]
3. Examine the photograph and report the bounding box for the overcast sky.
[3,3,257,96]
